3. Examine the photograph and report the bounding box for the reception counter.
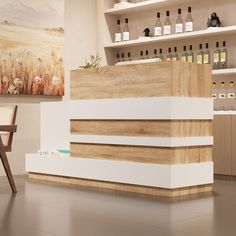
[26,61,214,197]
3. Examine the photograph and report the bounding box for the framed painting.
[0,0,64,96]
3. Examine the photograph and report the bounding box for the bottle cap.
[178,9,181,14]
[140,51,143,56]
[125,18,128,23]
[216,42,219,47]
[168,47,171,53]
[117,19,120,25]
[223,41,226,47]
[190,45,193,50]
[206,43,209,49]
[183,45,186,51]
[174,47,177,52]
[122,53,124,58]
[146,50,149,55]
[154,49,157,54]
[199,44,202,49]
[160,48,163,54]
[157,12,160,18]
[166,10,170,16]
[117,53,119,58]
[128,52,131,57]
[188,7,191,13]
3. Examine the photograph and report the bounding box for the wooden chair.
[0,105,17,193]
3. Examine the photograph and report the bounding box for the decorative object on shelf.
[0,0,64,96]
[143,28,150,37]
[207,12,221,28]
[80,55,102,69]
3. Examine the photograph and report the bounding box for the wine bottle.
[203,43,210,64]
[155,12,162,37]
[116,53,120,63]
[159,48,164,61]
[164,11,171,35]
[175,9,183,34]
[115,19,122,42]
[121,53,125,62]
[153,49,158,58]
[172,47,178,61]
[145,50,149,59]
[140,50,144,60]
[181,46,187,62]
[165,47,172,61]
[212,82,218,111]
[213,42,220,70]
[128,52,132,61]
[123,18,130,41]
[218,82,226,111]
[227,81,236,111]
[196,44,203,64]
[220,41,227,69]
[185,7,194,32]
[187,45,194,63]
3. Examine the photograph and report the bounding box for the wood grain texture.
[70,62,212,100]
[29,173,213,198]
[70,143,212,164]
[70,120,212,137]
[213,115,232,175]
[231,116,236,176]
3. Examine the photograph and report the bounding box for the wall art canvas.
[0,0,64,96]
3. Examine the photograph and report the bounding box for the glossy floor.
[0,176,236,236]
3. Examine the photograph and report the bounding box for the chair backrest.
[0,105,17,147]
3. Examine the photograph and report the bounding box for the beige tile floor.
[0,176,236,236]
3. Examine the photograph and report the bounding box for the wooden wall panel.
[213,115,232,175]
[70,62,212,100]
[70,120,212,137]
[231,116,236,176]
[70,143,212,164]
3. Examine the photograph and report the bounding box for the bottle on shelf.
[153,49,158,58]
[159,48,164,61]
[203,43,210,64]
[226,81,236,111]
[115,19,122,42]
[116,53,120,63]
[181,45,187,62]
[196,44,203,64]
[165,47,172,61]
[185,6,194,32]
[145,50,149,59]
[140,50,144,60]
[122,18,130,41]
[172,47,178,61]
[164,10,171,35]
[121,53,125,62]
[218,82,226,111]
[213,42,220,70]
[175,8,183,34]
[187,45,194,63]
[212,82,218,111]
[220,41,227,69]
[127,52,132,61]
[155,12,162,37]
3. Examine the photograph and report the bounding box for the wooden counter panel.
[70,143,212,164]
[29,173,213,198]
[70,120,212,137]
[70,62,212,100]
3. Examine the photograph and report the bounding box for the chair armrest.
[0,125,17,132]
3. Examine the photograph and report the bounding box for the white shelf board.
[212,68,236,76]
[105,26,236,49]
[214,111,236,115]
[105,0,196,15]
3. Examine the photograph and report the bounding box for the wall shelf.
[105,0,196,15]
[214,111,236,115]
[212,68,236,76]
[105,26,236,49]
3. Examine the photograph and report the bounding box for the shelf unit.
[105,26,236,49]
[105,0,196,15]
[214,111,236,115]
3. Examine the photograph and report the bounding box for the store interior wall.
[0,0,98,176]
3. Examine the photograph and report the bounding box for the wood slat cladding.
[70,120,212,137]
[70,143,212,164]
[70,62,212,100]
[29,173,213,197]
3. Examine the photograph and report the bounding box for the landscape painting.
[0,0,64,96]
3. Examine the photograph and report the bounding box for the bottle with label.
[187,45,194,63]
[227,81,236,111]
[181,46,187,62]
[122,18,129,41]
[175,9,183,34]
[164,11,171,35]
[172,47,178,61]
[218,82,226,111]
[212,82,218,111]
[116,53,120,63]
[220,41,227,69]
[115,19,122,42]
[196,44,203,64]
[155,12,162,37]
[159,48,164,61]
[213,42,220,70]
[203,43,210,64]
[127,52,132,61]
[145,50,149,59]
[165,48,172,61]
[140,50,144,60]
[121,53,125,62]
[185,7,194,32]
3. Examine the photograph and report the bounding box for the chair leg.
[0,151,17,194]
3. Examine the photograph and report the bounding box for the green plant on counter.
[80,55,102,69]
